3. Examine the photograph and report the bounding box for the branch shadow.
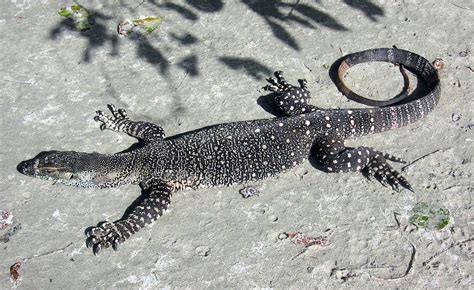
[133,36,170,76]
[219,57,272,80]
[342,0,384,22]
[240,0,349,51]
[47,1,385,84]
[185,0,224,13]
[49,9,119,63]
[150,1,199,21]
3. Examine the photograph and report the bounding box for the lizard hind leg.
[312,137,412,192]
[94,104,165,142]
[263,71,320,116]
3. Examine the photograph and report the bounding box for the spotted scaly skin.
[17,48,441,254]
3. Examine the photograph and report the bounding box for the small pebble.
[268,215,278,222]
[278,233,289,240]
[213,201,226,208]
[195,246,210,257]
[331,268,355,282]
[295,168,308,179]
[459,49,470,57]
[451,113,461,122]
[239,186,259,198]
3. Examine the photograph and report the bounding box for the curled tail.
[335,47,442,135]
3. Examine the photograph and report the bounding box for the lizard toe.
[107,104,128,120]
[85,221,124,254]
[94,106,129,132]
[263,83,279,92]
[298,78,308,89]
[117,108,128,119]
[363,156,412,192]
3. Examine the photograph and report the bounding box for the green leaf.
[58,8,72,18]
[409,202,450,230]
[133,17,162,34]
[71,4,82,11]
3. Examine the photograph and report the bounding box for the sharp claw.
[263,85,278,92]
[298,79,307,88]
[86,237,94,248]
[93,244,102,256]
[404,182,414,192]
[112,238,119,251]
[266,77,279,87]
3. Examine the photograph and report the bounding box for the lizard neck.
[88,151,145,188]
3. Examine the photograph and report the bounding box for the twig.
[135,0,146,9]
[401,148,451,171]
[3,79,34,85]
[371,212,416,280]
[22,242,73,262]
[291,247,308,260]
[422,237,474,267]
[443,184,471,191]
[451,3,472,11]
[175,69,189,90]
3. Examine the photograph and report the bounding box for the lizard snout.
[17,159,35,176]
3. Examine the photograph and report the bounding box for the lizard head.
[17,151,113,188]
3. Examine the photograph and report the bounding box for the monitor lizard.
[17,48,442,254]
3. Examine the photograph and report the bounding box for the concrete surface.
[1,0,473,287]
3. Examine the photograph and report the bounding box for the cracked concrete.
[1,0,473,288]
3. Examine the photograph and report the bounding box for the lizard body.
[17,48,441,254]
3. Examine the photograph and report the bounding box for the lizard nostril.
[17,160,35,175]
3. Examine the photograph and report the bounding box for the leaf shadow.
[343,0,384,22]
[219,57,272,80]
[49,9,119,63]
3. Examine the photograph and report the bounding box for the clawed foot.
[94,104,129,131]
[263,71,308,93]
[85,220,132,255]
[362,153,412,192]
[263,71,317,115]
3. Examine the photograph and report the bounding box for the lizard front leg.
[94,104,165,142]
[85,180,172,254]
[312,136,412,192]
[263,71,321,116]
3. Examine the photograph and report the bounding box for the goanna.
[17,48,442,254]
